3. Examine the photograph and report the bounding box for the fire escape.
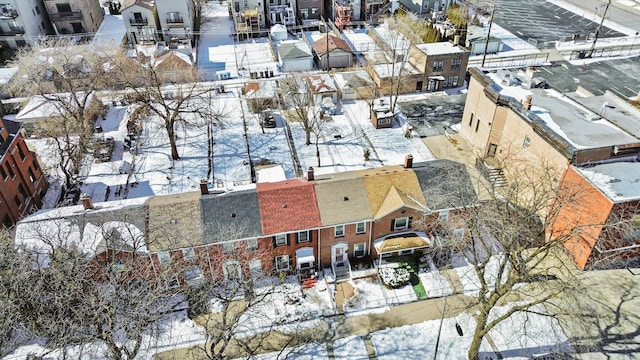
[334,0,352,30]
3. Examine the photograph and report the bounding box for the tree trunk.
[305,129,311,146]
[167,123,181,160]
[468,310,489,360]
[316,146,320,167]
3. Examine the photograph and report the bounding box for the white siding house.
[0,0,51,48]
[121,0,159,45]
[278,41,314,72]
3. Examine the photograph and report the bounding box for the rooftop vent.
[585,113,601,121]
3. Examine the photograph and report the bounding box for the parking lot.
[397,94,466,138]
[484,0,625,49]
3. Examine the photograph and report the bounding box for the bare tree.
[9,41,109,188]
[0,230,24,358]
[280,74,327,166]
[416,157,623,360]
[110,53,226,161]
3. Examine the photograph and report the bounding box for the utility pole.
[433,296,447,360]
[480,5,495,68]
[587,0,612,58]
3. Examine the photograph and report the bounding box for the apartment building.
[0,0,51,49]
[229,0,265,40]
[296,0,322,21]
[156,0,194,46]
[1,118,48,229]
[121,0,158,45]
[266,0,295,26]
[43,0,104,35]
[407,41,469,91]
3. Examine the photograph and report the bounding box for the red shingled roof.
[257,178,321,234]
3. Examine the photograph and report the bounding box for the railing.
[129,17,148,25]
[0,26,25,36]
[49,11,82,21]
[166,16,184,27]
[0,9,18,19]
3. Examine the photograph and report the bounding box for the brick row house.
[1,118,48,229]
[14,159,477,285]
[460,67,640,269]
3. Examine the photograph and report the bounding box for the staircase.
[476,158,506,188]
[332,260,352,283]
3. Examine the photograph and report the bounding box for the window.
[28,167,36,183]
[378,118,392,125]
[453,76,459,87]
[16,145,27,161]
[393,217,409,230]
[311,7,318,14]
[0,166,6,180]
[356,222,366,234]
[247,238,258,250]
[447,76,454,87]
[451,58,461,70]
[335,225,345,237]
[475,119,480,133]
[438,210,449,222]
[249,259,263,276]
[275,234,287,246]
[14,195,21,208]
[17,184,27,200]
[275,255,289,271]
[36,5,40,14]
[182,248,195,260]
[223,261,242,281]
[56,3,72,13]
[468,113,474,127]
[222,241,234,253]
[184,265,204,286]
[432,60,443,72]
[453,228,465,240]
[158,251,171,265]
[399,249,414,255]
[523,135,531,148]
[2,214,11,229]
[297,230,310,243]
[5,163,14,179]
[354,243,366,258]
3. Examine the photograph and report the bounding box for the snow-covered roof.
[305,73,337,94]
[278,40,313,59]
[15,197,150,263]
[372,25,411,53]
[15,93,96,122]
[413,42,468,55]
[485,71,640,150]
[256,164,287,183]
[0,66,18,85]
[92,14,126,48]
[333,70,374,89]
[576,162,640,202]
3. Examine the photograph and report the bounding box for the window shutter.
[286,234,290,245]
[295,233,299,244]
[272,236,277,248]
[391,219,396,231]
[408,217,413,229]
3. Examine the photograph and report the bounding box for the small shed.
[313,34,354,70]
[333,70,374,100]
[371,98,394,129]
[277,40,314,72]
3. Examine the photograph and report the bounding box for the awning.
[296,247,315,267]
[373,231,431,254]
[428,76,446,81]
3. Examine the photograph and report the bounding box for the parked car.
[260,109,276,128]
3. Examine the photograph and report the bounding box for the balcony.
[0,26,25,36]
[166,16,184,28]
[49,11,82,21]
[0,9,18,20]
[129,17,148,26]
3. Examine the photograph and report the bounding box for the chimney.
[453,35,460,46]
[199,179,209,195]
[523,95,532,111]
[80,194,94,210]
[307,166,315,181]
[404,154,413,169]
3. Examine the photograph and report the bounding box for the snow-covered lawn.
[332,336,369,359]
[343,278,390,315]
[419,269,454,298]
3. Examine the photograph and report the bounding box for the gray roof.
[200,189,263,243]
[569,91,640,140]
[278,41,312,60]
[413,160,478,211]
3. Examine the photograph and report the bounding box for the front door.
[331,243,349,267]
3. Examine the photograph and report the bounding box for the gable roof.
[200,189,263,243]
[278,41,312,60]
[257,178,321,234]
[314,34,353,56]
[360,166,426,216]
[244,80,276,99]
[374,185,427,220]
[313,171,372,225]
[333,70,373,89]
[413,160,478,211]
[155,51,193,69]
[305,74,337,94]
[121,0,155,11]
